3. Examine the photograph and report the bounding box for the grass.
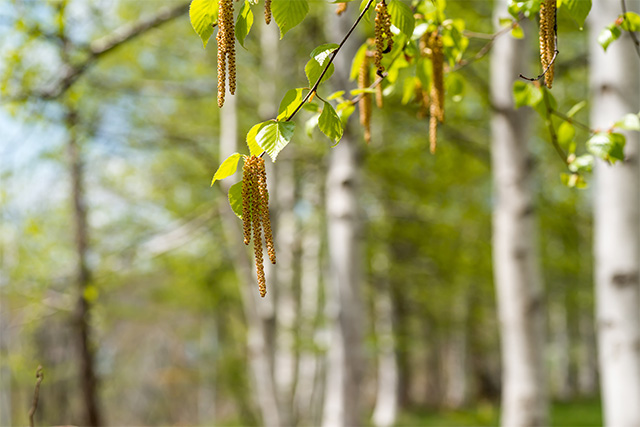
[396,399,602,426]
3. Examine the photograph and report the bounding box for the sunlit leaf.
[211,153,242,186]
[587,132,626,163]
[190,0,219,48]
[277,88,304,120]
[318,101,343,144]
[256,121,296,162]
[388,0,415,39]
[614,113,640,131]
[228,181,244,218]
[235,0,254,48]
[272,0,309,38]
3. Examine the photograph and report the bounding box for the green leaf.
[561,173,588,189]
[228,181,244,218]
[511,24,524,39]
[235,1,254,48]
[189,0,219,48]
[310,43,339,65]
[336,101,355,125]
[513,81,542,109]
[211,153,242,186]
[568,154,594,173]
[306,114,320,137]
[621,12,640,31]
[272,0,309,38]
[246,123,266,156]
[587,132,626,163]
[557,122,576,147]
[615,113,640,131]
[306,59,334,88]
[318,101,343,144]
[388,0,415,39]
[567,100,587,118]
[277,88,304,120]
[256,121,296,161]
[562,0,591,29]
[327,91,345,101]
[599,25,621,51]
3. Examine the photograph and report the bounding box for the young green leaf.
[614,113,640,131]
[256,121,296,162]
[277,88,304,120]
[272,0,309,39]
[562,0,592,30]
[568,154,594,173]
[190,0,219,48]
[587,132,626,163]
[246,122,267,156]
[557,122,576,147]
[318,101,343,144]
[599,25,621,51]
[513,81,542,109]
[621,12,640,31]
[235,0,254,48]
[228,181,244,218]
[350,43,369,81]
[305,59,334,88]
[388,0,415,39]
[211,152,242,186]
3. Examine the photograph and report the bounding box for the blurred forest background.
[0,0,638,425]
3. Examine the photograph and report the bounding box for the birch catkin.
[216,0,235,107]
[265,0,272,24]
[374,0,393,76]
[241,155,275,297]
[358,55,372,144]
[539,0,556,88]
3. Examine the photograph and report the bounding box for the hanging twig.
[285,0,376,122]
[28,365,44,427]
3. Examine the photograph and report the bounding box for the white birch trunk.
[590,0,640,424]
[322,7,365,427]
[372,254,398,427]
[294,178,323,425]
[490,1,548,425]
[218,90,282,427]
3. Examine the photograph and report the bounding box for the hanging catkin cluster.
[216,0,236,108]
[242,155,275,297]
[374,0,393,77]
[265,0,272,24]
[539,0,556,88]
[358,54,372,144]
[421,31,444,154]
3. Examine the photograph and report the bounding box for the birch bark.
[590,0,640,424]
[490,1,548,424]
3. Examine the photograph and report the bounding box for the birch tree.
[590,0,640,424]
[490,0,548,425]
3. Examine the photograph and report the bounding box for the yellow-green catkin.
[265,0,272,25]
[256,158,276,265]
[216,0,235,107]
[539,0,556,88]
[226,0,236,95]
[374,0,393,76]
[241,156,257,245]
[427,31,444,153]
[358,55,372,144]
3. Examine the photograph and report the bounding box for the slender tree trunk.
[294,177,323,425]
[66,108,102,426]
[590,1,640,424]
[322,7,365,427]
[490,2,548,425]
[444,293,469,409]
[577,312,598,397]
[372,254,398,427]
[218,89,282,427]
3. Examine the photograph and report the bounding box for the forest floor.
[397,399,602,426]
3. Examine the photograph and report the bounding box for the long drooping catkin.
[265,0,272,24]
[358,55,372,144]
[241,157,256,245]
[374,0,393,76]
[539,0,556,88]
[216,0,235,107]
[256,158,275,265]
[428,32,444,123]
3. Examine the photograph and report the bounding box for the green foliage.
[615,112,640,131]
[228,181,244,218]
[254,120,296,161]
[388,0,415,39]
[235,1,254,48]
[272,0,309,38]
[305,44,339,88]
[587,132,626,163]
[246,123,266,156]
[598,24,622,51]
[560,0,592,30]
[189,0,219,48]
[211,153,242,186]
[318,101,343,144]
[277,88,305,120]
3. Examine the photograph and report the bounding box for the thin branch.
[550,109,593,132]
[11,1,189,101]
[621,0,640,58]
[455,16,523,71]
[285,0,376,122]
[28,365,44,427]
